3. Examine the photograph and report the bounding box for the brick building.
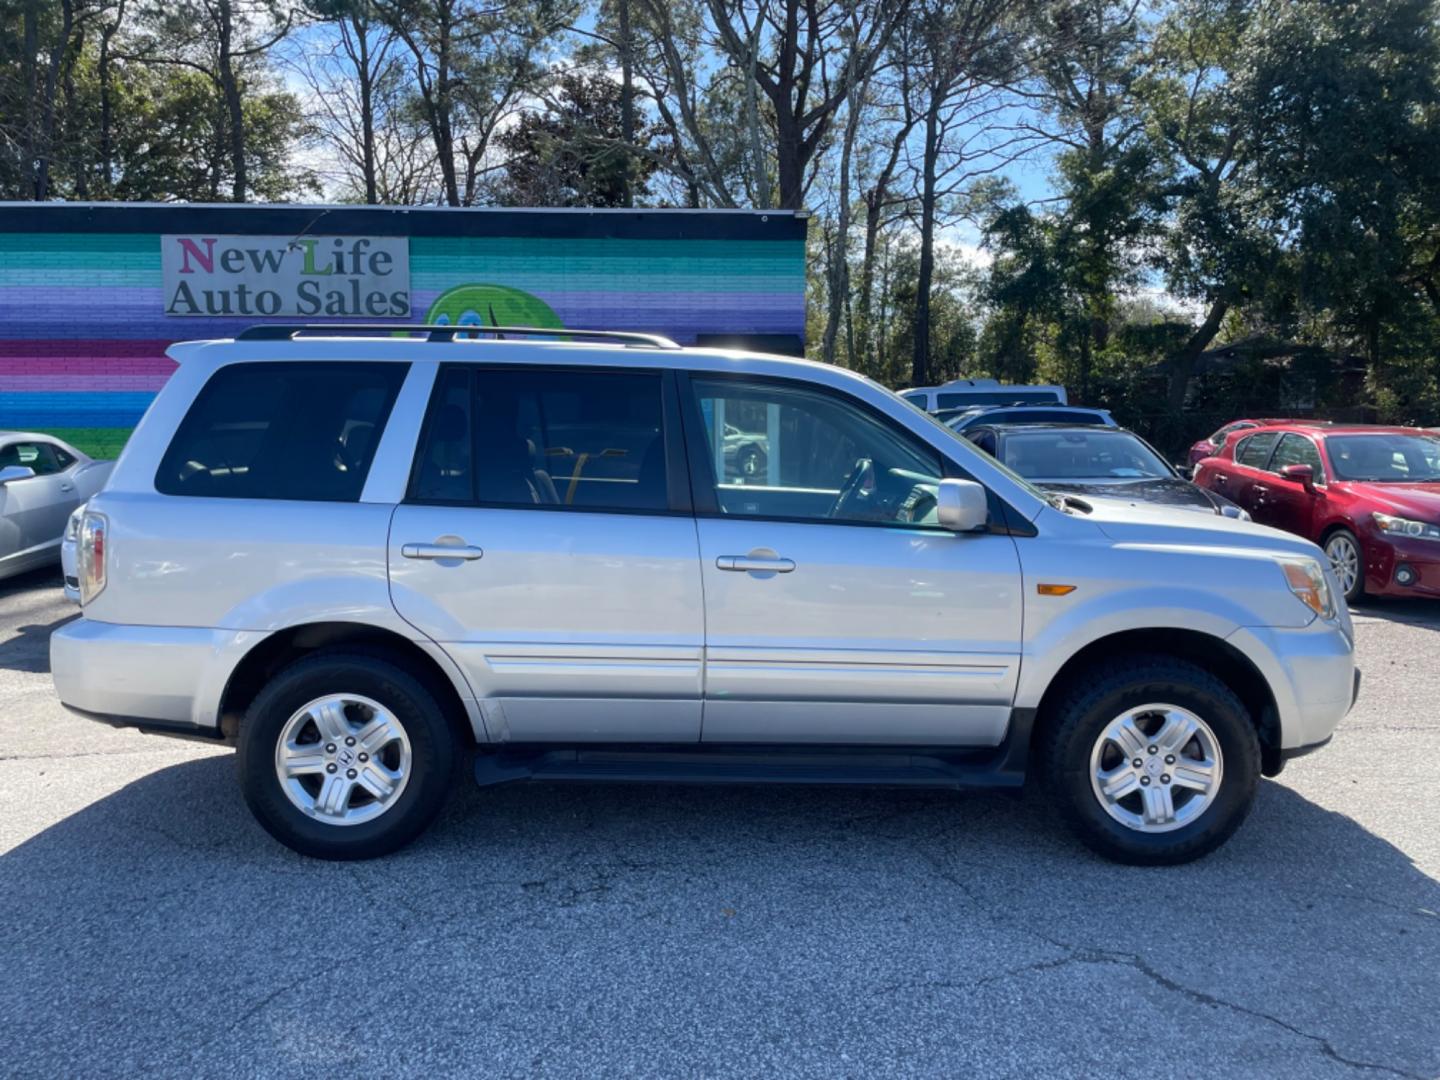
[0,203,808,455]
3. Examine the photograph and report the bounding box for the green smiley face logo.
[423,284,564,330]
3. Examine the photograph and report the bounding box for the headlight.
[1278,556,1335,620]
[1372,512,1440,540]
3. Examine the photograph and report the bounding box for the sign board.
[161,234,410,317]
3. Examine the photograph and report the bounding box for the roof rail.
[235,324,682,349]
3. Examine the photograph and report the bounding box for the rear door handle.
[59,482,74,492]
[716,555,796,573]
[1213,473,1228,484]
[402,542,484,561]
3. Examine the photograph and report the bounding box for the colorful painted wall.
[0,204,809,457]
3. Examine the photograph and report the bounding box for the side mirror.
[937,478,988,532]
[1279,463,1315,490]
[1174,462,1194,479]
[0,465,35,486]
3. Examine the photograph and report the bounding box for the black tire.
[1040,655,1260,865]
[739,445,762,477]
[1322,527,1365,604]
[237,651,459,860]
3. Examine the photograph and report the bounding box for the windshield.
[899,393,1054,502]
[1000,429,1172,481]
[1328,433,1440,482]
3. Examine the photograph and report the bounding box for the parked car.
[722,423,769,480]
[963,424,1250,519]
[0,433,113,582]
[52,324,1356,865]
[1193,423,1440,602]
[941,404,1116,433]
[1185,419,1327,470]
[901,378,1068,413]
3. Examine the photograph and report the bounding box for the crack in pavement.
[910,849,1429,1079]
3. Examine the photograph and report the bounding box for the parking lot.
[0,567,1436,1078]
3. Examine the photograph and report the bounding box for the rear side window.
[409,367,670,512]
[1235,431,1281,468]
[156,362,407,501]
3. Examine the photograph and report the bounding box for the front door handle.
[59,482,74,492]
[716,555,795,573]
[402,542,484,561]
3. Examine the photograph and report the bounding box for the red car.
[1193,423,1440,601]
[1185,418,1311,469]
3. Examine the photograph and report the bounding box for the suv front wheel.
[1041,656,1260,865]
[237,652,459,859]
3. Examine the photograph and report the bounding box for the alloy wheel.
[1088,704,1224,833]
[274,693,412,826]
[1325,533,1360,597]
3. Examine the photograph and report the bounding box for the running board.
[472,720,1034,792]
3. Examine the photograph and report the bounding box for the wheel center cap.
[1145,756,1164,777]
[336,747,356,768]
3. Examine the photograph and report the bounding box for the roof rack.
[235,324,682,349]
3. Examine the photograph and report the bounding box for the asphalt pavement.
[1,565,1437,1078]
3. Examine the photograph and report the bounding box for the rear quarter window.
[155,361,408,501]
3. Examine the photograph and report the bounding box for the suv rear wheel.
[1041,656,1260,865]
[237,652,458,859]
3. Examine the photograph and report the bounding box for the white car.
[51,326,1357,864]
[0,433,113,583]
[900,378,1070,413]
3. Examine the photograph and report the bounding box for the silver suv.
[51,326,1358,864]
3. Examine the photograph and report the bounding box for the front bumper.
[1227,617,1357,751]
[1362,534,1440,598]
[50,617,242,736]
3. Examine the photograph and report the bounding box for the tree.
[492,69,664,206]
[290,0,439,203]
[123,0,294,201]
[372,0,568,206]
[898,0,1024,387]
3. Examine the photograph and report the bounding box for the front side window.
[1270,433,1326,481]
[0,441,65,475]
[689,377,945,526]
[155,362,407,501]
[1235,431,1281,469]
[410,367,670,512]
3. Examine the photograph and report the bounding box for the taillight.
[78,512,107,605]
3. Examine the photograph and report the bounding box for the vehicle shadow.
[0,567,73,673]
[1,756,1436,1075]
[1350,595,1440,631]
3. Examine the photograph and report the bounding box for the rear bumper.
[50,617,244,734]
[1227,618,1357,751]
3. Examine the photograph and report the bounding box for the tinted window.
[691,377,944,526]
[937,390,1060,408]
[981,409,1107,426]
[1000,430,1170,480]
[1328,433,1440,482]
[1210,420,1255,446]
[1235,431,1281,468]
[0,441,66,475]
[156,362,406,501]
[411,367,670,512]
[1270,433,1326,480]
